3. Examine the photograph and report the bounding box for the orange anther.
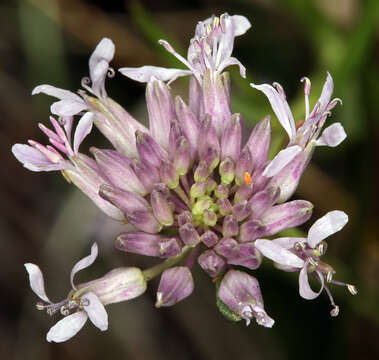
[244,172,252,185]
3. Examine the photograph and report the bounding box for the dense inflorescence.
[13,13,356,342]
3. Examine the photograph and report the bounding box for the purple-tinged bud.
[178,211,192,226]
[214,237,239,258]
[244,116,271,170]
[100,184,162,233]
[160,161,179,189]
[217,198,233,216]
[150,185,174,226]
[91,148,147,196]
[189,76,203,119]
[204,209,217,226]
[116,232,181,258]
[234,184,254,203]
[200,230,219,247]
[260,200,313,236]
[78,267,147,305]
[221,114,242,163]
[215,184,229,199]
[174,137,191,175]
[156,267,194,307]
[132,159,160,193]
[179,223,200,246]
[175,96,200,156]
[169,120,183,154]
[146,79,176,150]
[268,142,314,203]
[251,165,270,193]
[226,243,262,270]
[86,96,145,158]
[192,196,213,216]
[135,131,167,169]
[202,70,231,136]
[223,215,238,237]
[233,200,252,221]
[198,250,225,277]
[190,181,207,198]
[235,149,253,186]
[239,219,266,242]
[194,147,219,181]
[249,187,281,218]
[219,157,235,185]
[198,115,220,158]
[65,156,124,221]
[218,270,274,327]
[206,178,217,194]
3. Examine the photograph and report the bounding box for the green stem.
[143,246,192,281]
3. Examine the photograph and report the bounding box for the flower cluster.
[13,13,356,342]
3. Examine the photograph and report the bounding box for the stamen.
[60,306,70,316]
[300,77,311,119]
[36,302,45,311]
[326,271,333,283]
[317,242,327,255]
[308,257,318,267]
[244,172,252,185]
[347,284,358,295]
[330,305,339,317]
[80,298,90,307]
[107,67,115,78]
[81,76,91,87]
[295,241,306,250]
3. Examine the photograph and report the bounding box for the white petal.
[251,83,296,140]
[46,312,88,343]
[262,145,302,177]
[255,239,304,268]
[119,66,191,83]
[231,15,252,36]
[73,112,94,154]
[272,237,305,249]
[70,243,98,289]
[32,85,83,102]
[83,292,108,331]
[307,211,348,248]
[51,99,88,117]
[299,266,324,300]
[316,123,346,147]
[24,263,51,303]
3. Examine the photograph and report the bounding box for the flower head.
[25,243,146,342]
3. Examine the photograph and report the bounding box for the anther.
[244,172,252,185]
[308,257,318,267]
[60,306,70,316]
[36,302,45,311]
[317,242,327,255]
[347,284,358,295]
[294,241,306,250]
[326,271,333,283]
[81,76,91,87]
[107,67,115,78]
[330,305,339,317]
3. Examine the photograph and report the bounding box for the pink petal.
[262,145,302,177]
[307,210,348,248]
[299,266,324,300]
[316,123,346,147]
[255,239,304,268]
[82,292,108,331]
[119,66,191,83]
[24,263,51,303]
[51,99,88,117]
[12,144,64,172]
[32,84,82,102]
[73,112,94,154]
[251,83,296,140]
[46,311,88,343]
[70,243,98,289]
[316,72,334,113]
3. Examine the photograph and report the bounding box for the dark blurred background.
[1,0,379,359]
